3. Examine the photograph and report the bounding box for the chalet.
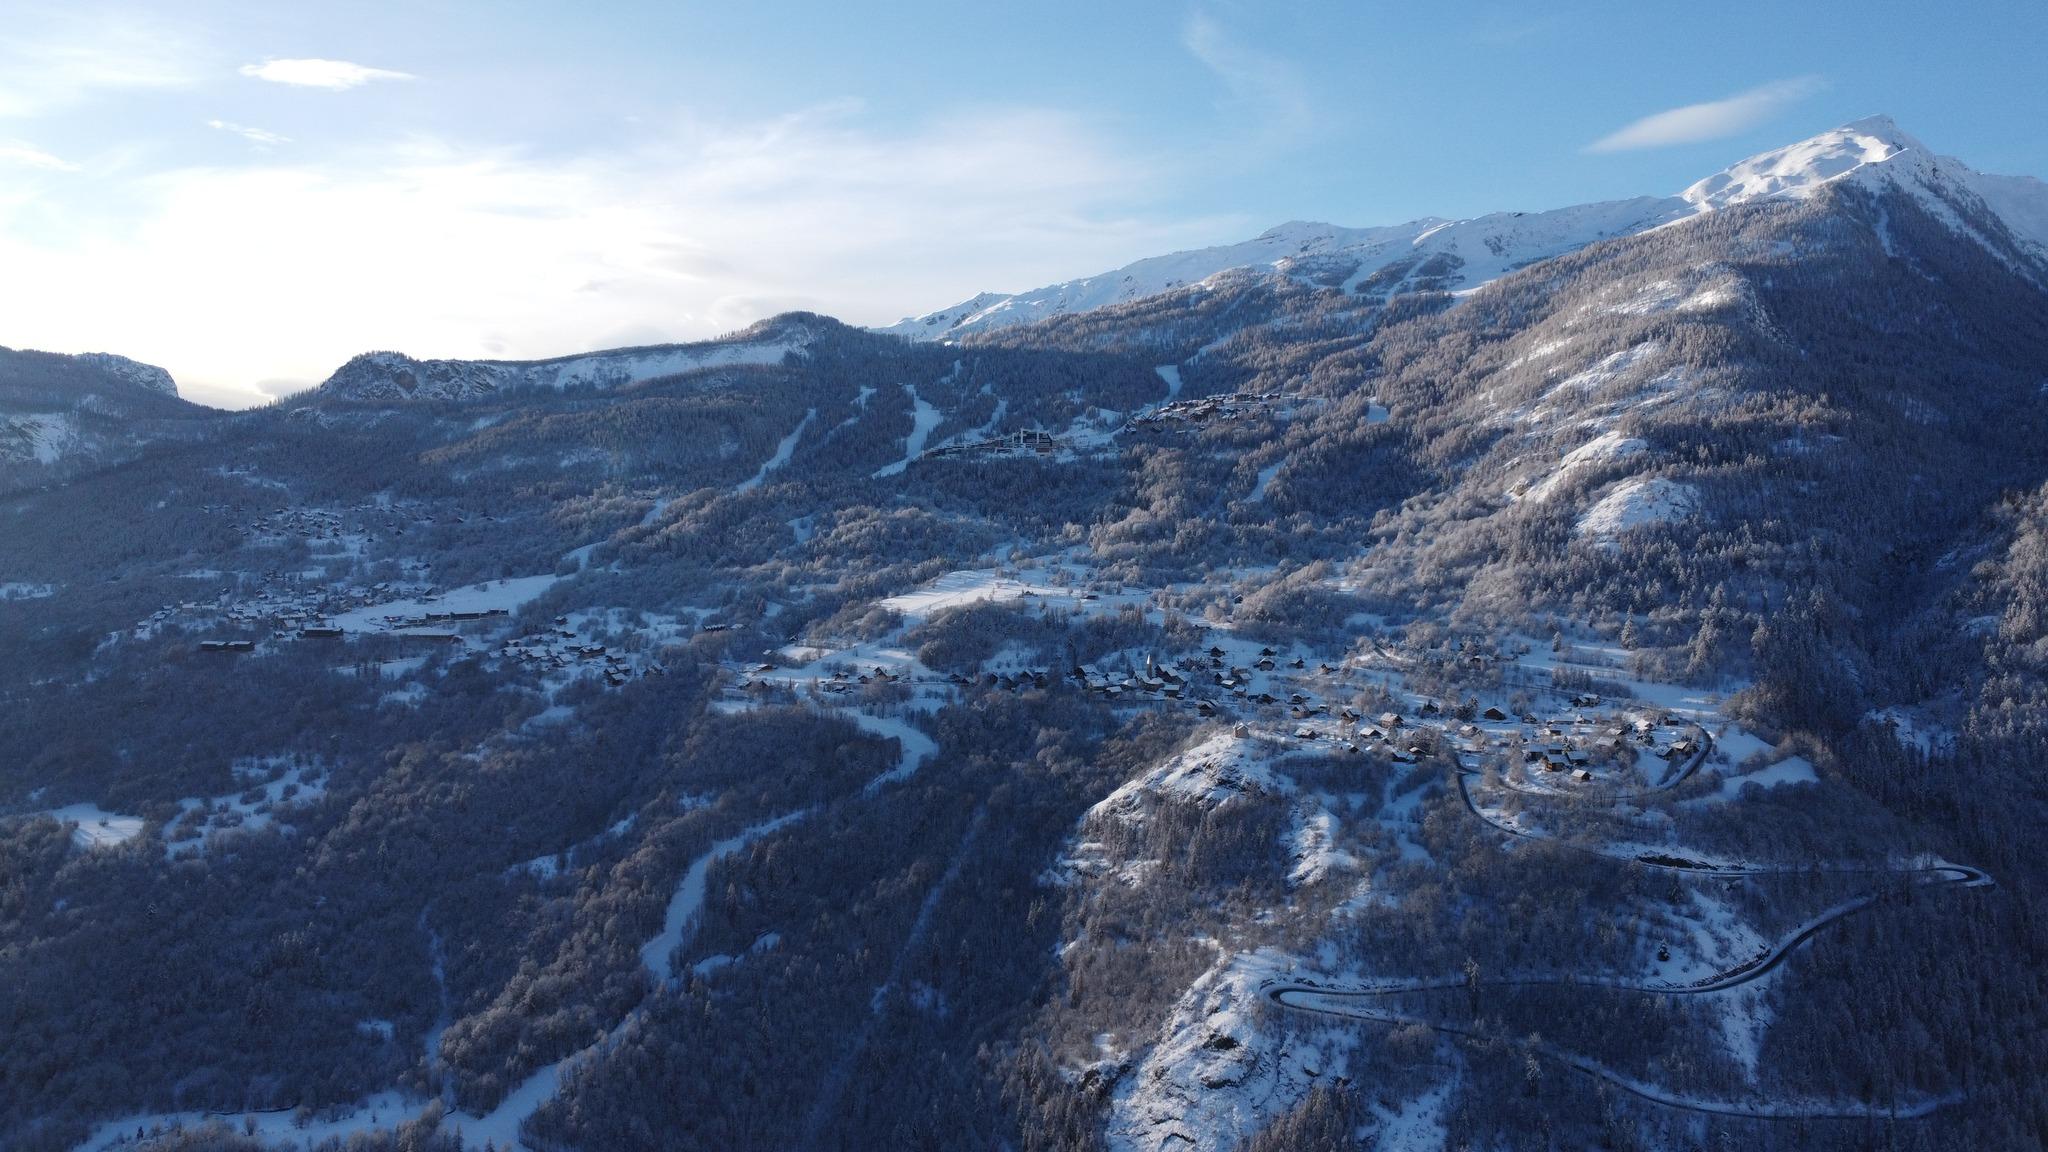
[1482,706,1509,722]
[1572,768,1593,782]
[1197,700,1217,716]
[1378,712,1404,729]
[300,626,344,640]
[1391,750,1418,764]
[1255,658,1277,672]
[1294,727,1316,740]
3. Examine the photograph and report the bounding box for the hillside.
[4,118,2048,1152]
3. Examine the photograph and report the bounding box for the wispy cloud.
[0,140,77,171]
[1586,77,1825,153]
[1182,13,1313,155]
[239,58,413,90]
[0,104,1224,407]
[0,14,196,118]
[208,119,291,147]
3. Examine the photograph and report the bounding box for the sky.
[2,1,2043,408]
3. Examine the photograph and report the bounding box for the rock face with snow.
[314,316,820,402]
[883,116,2048,342]
[0,345,202,476]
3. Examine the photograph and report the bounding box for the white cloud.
[208,119,291,146]
[1586,77,1825,153]
[239,58,413,90]
[1182,14,1314,155]
[0,140,77,171]
[0,105,1225,408]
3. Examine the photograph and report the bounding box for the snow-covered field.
[41,803,144,850]
[327,574,560,633]
[875,568,1075,620]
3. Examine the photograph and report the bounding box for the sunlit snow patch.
[1575,477,1697,540]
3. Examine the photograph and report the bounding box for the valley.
[4,115,2048,1152]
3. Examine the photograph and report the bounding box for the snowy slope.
[1682,115,2048,260]
[880,201,1692,341]
[315,319,817,402]
[883,117,2048,342]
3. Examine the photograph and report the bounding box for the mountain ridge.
[881,115,2048,342]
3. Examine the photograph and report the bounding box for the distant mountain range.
[880,116,2048,340]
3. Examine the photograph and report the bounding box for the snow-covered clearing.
[871,384,943,477]
[41,803,144,850]
[1370,1082,1452,1151]
[1575,477,1698,539]
[0,581,55,600]
[1153,364,1183,400]
[1522,431,1647,502]
[1249,460,1283,502]
[1093,731,1298,822]
[328,575,560,634]
[166,761,328,858]
[875,568,1075,620]
[1710,756,1817,802]
[736,409,815,493]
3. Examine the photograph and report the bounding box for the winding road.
[1264,726,1994,1120]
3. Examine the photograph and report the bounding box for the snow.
[1093,732,1297,821]
[1683,115,2048,264]
[41,803,144,849]
[319,333,806,401]
[875,569,1071,620]
[1286,803,1358,887]
[1683,118,1910,210]
[883,200,1698,342]
[2,412,79,464]
[326,574,560,633]
[735,408,815,493]
[166,761,328,858]
[849,711,939,792]
[1523,431,1647,502]
[1575,477,1698,539]
[871,384,943,477]
[882,117,2048,347]
[1105,950,1354,1152]
[1714,756,1817,801]
[1153,363,1183,400]
[1370,1082,1451,1152]
[0,582,55,600]
[641,811,807,980]
[1249,460,1283,502]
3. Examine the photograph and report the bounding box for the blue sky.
[2,0,2042,407]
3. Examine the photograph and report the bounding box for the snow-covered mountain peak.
[880,116,2048,345]
[1682,116,1923,210]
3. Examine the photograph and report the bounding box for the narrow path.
[798,805,987,1145]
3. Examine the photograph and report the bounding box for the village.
[712,563,1720,803]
